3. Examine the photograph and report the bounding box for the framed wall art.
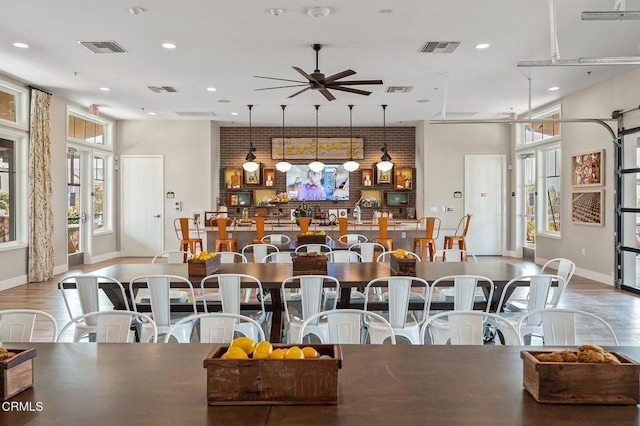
[385,191,409,207]
[375,166,392,184]
[571,190,603,226]
[244,164,261,185]
[571,150,604,187]
[263,168,275,187]
[224,167,243,189]
[254,189,276,206]
[361,168,374,187]
[360,190,382,208]
[394,167,413,190]
[229,192,251,207]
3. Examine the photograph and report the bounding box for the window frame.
[537,144,562,239]
[0,127,28,250]
[0,80,29,131]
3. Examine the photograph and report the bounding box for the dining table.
[64,260,541,343]
[1,342,638,425]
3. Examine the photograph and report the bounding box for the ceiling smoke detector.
[307,7,331,18]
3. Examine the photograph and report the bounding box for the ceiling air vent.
[78,41,127,54]
[148,86,178,93]
[175,111,217,117]
[419,41,460,54]
[386,86,413,93]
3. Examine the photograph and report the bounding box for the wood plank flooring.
[1,256,639,345]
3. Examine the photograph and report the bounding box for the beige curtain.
[28,89,54,282]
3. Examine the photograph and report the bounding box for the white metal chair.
[349,242,386,262]
[327,251,363,263]
[439,249,477,262]
[428,275,495,344]
[217,251,248,264]
[58,275,130,342]
[241,243,279,263]
[295,243,332,254]
[261,234,291,245]
[517,308,618,346]
[364,276,430,344]
[0,309,58,342]
[58,311,158,343]
[282,275,340,343]
[163,312,265,343]
[151,250,192,264]
[200,274,268,341]
[338,234,368,245]
[297,309,396,345]
[506,258,576,311]
[262,252,294,263]
[376,250,422,262]
[421,311,520,345]
[129,275,197,343]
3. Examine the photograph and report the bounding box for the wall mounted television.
[285,164,349,201]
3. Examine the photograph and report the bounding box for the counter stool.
[213,218,238,252]
[174,217,204,254]
[413,217,441,262]
[252,217,266,243]
[374,217,394,251]
[443,214,471,261]
[299,217,311,234]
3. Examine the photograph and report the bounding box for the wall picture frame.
[244,164,261,185]
[361,168,374,187]
[394,167,413,190]
[254,189,276,207]
[385,191,409,207]
[224,167,243,189]
[229,192,251,207]
[360,189,382,208]
[263,168,275,187]
[571,150,604,187]
[375,166,393,184]
[572,189,604,226]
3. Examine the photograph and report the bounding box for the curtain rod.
[28,85,52,96]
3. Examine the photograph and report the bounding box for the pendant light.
[275,105,292,172]
[242,105,259,172]
[376,104,393,172]
[342,104,360,172]
[308,104,325,172]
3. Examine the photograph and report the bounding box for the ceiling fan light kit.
[275,105,292,173]
[242,105,260,172]
[308,105,325,172]
[376,105,393,172]
[343,104,360,172]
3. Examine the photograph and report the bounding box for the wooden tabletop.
[1,343,638,425]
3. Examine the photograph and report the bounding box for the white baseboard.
[0,274,28,291]
[54,263,68,276]
[85,251,120,265]
[535,256,613,286]
[503,250,519,258]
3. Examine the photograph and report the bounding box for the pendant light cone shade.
[275,105,292,172]
[343,104,360,172]
[243,105,259,172]
[376,104,393,172]
[308,105,324,172]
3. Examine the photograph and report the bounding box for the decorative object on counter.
[342,105,360,172]
[353,196,362,224]
[376,105,393,172]
[1,347,36,401]
[390,249,417,276]
[275,105,292,173]
[294,200,313,226]
[242,105,259,173]
[406,207,416,220]
[292,252,328,275]
[362,168,373,186]
[308,105,324,172]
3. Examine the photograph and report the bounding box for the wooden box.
[188,255,221,280]
[296,234,327,246]
[292,254,328,275]
[203,344,341,405]
[1,348,36,401]
[521,350,640,404]
[390,254,416,276]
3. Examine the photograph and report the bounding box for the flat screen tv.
[285,165,349,201]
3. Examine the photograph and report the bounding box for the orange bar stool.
[413,217,441,262]
[213,218,238,252]
[374,217,394,251]
[173,217,204,254]
[253,217,266,243]
[443,214,471,261]
[299,217,311,234]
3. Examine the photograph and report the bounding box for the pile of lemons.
[393,249,414,260]
[192,251,217,261]
[221,337,320,360]
[303,231,326,236]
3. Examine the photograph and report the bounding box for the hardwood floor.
[1,256,639,345]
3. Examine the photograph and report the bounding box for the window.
[93,155,105,231]
[0,81,28,130]
[522,107,561,145]
[523,154,536,244]
[68,114,105,145]
[540,146,561,235]
[0,138,15,242]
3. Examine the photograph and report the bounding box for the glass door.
[521,153,536,260]
[619,131,640,291]
[67,148,86,266]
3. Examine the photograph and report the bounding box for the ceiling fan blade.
[330,86,372,96]
[287,87,311,98]
[324,69,356,84]
[256,84,309,91]
[319,89,336,101]
[254,75,307,84]
[292,66,319,84]
[326,79,384,86]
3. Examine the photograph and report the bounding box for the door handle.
[153,214,161,218]
[80,213,87,223]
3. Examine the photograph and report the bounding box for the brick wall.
[220,126,415,221]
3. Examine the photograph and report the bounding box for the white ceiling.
[1,0,639,126]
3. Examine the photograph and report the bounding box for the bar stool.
[299,217,311,234]
[374,217,394,251]
[413,217,441,262]
[253,217,266,243]
[174,217,203,254]
[443,214,471,261]
[213,218,238,252]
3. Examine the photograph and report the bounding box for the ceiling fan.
[254,44,383,101]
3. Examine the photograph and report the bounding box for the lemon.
[220,352,228,360]
[285,346,305,359]
[230,336,256,355]
[270,348,285,359]
[302,347,319,359]
[226,346,249,360]
[252,341,273,359]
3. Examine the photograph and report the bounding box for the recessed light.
[270,8,284,16]
[161,43,176,49]
[231,112,239,116]
[13,42,29,49]
[475,43,490,50]
[379,9,393,14]
[99,87,111,91]
[206,87,217,92]
[548,86,560,91]
[148,112,156,115]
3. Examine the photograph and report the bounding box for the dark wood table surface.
[1,343,638,425]
[65,261,540,342]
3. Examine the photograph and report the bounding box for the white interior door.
[464,155,505,255]
[121,155,163,256]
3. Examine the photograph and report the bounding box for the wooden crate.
[188,255,222,280]
[1,348,36,401]
[296,234,327,246]
[292,254,328,275]
[203,344,341,405]
[390,254,416,276]
[521,350,640,404]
